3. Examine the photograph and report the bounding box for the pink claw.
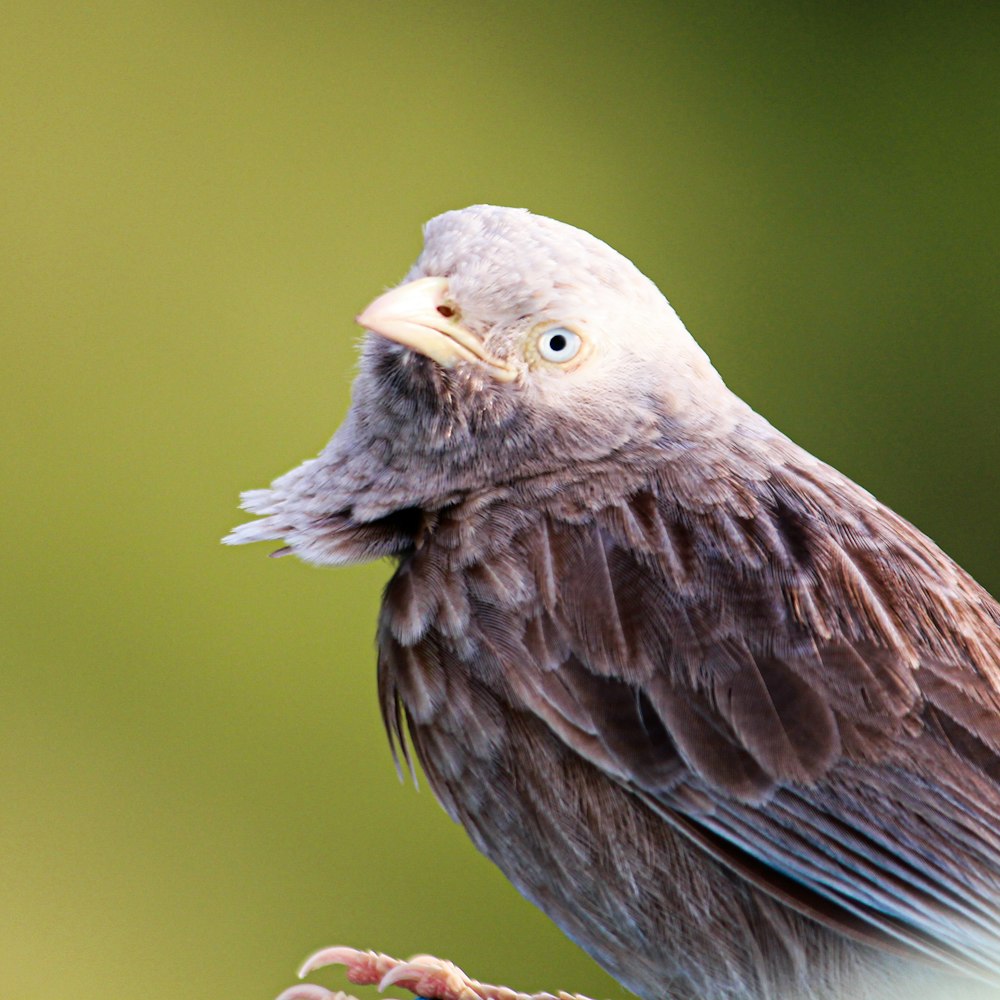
[298,946,396,985]
[378,956,473,1000]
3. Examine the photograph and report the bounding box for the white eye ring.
[537,327,582,364]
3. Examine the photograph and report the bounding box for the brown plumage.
[227,206,1000,1000]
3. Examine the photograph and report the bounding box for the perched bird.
[226,206,1000,1000]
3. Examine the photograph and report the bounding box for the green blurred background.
[2,3,998,999]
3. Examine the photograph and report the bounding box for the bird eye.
[537,327,582,364]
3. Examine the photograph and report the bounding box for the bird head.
[350,206,733,476]
[226,206,748,561]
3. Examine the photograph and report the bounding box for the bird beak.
[356,276,517,382]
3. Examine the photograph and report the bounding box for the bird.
[225,206,1000,1000]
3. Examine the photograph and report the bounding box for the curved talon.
[377,962,416,991]
[378,958,454,995]
[298,946,400,986]
[299,946,372,979]
[378,956,489,1000]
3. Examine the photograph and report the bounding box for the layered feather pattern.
[375,450,1000,997]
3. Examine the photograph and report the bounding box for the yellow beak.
[355,276,516,382]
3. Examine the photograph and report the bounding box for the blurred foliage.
[1,3,997,999]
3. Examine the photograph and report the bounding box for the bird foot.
[275,945,597,1000]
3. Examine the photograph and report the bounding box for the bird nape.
[226,206,1000,1000]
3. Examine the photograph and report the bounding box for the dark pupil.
[547,333,567,353]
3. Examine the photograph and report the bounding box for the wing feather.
[506,471,1000,980]
[380,459,1000,984]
